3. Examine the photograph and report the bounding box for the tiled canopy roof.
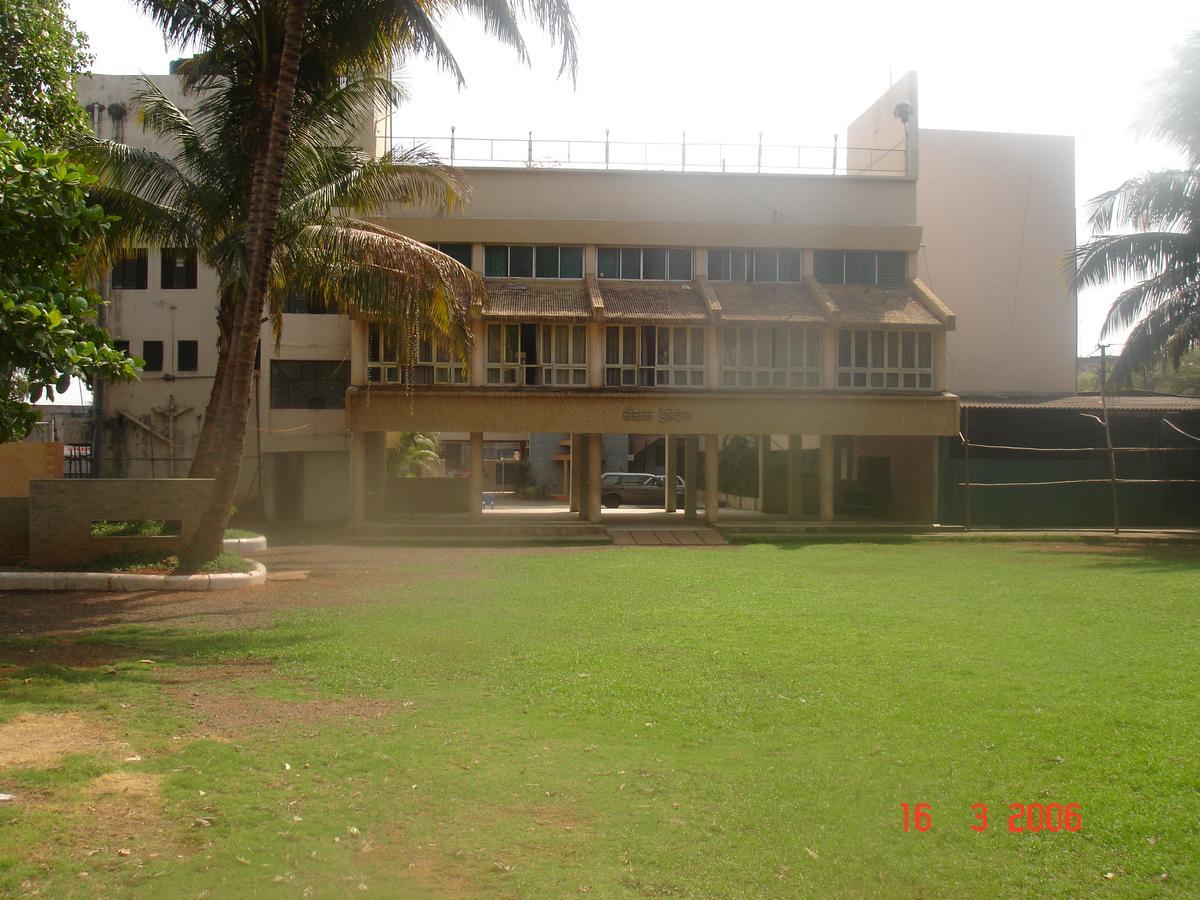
[709,281,827,323]
[824,285,942,327]
[597,280,710,322]
[482,279,591,320]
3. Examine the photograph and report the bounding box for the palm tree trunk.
[179,0,309,567]
[188,286,237,478]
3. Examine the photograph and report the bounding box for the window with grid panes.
[429,243,473,267]
[836,328,933,389]
[720,326,821,387]
[484,245,582,278]
[539,324,588,385]
[707,249,803,283]
[366,323,466,385]
[813,250,907,287]
[597,247,693,280]
[653,326,705,386]
[605,325,704,387]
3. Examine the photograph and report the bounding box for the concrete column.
[822,327,838,390]
[469,431,484,521]
[932,331,947,392]
[684,435,698,520]
[575,433,589,520]
[365,431,387,519]
[664,435,677,512]
[787,434,804,519]
[587,322,605,387]
[757,434,770,512]
[350,319,368,385]
[819,435,835,523]
[469,317,486,387]
[350,429,367,523]
[569,433,582,513]
[586,433,603,524]
[704,433,719,525]
[705,325,720,389]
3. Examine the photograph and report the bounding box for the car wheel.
[603,493,621,509]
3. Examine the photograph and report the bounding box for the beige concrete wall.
[0,497,30,562]
[846,71,917,177]
[27,478,213,567]
[0,443,62,497]
[917,129,1076,395]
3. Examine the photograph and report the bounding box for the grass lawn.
[0,542,1197,896]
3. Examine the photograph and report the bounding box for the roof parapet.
[910,278,956,330]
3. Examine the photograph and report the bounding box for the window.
[111,250,148,290]
[813,250,907,287]
[836,328,933,389]
[597,247,693,280]
[720,326,821,387]
[604,325,704,387]
[161,248,198,289]
[708,249,803,283]
[270,360,350,409]
[113,339,130,356]
[484,245,583,279]
[538,324,588,385]
[141,340,163,372]
[283,291,339,314]
[429,243,473,268]
[366,323,465,385]
[482,322,586,385]
[177,340,198,372]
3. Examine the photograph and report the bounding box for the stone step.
[608,528,727,546]
[344,520,610,546]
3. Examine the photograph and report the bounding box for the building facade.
[75,71,1081,526]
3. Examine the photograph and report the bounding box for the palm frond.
[1100,267,1200,337]
[1086,169,1200,234]
[1071,231,1200,291]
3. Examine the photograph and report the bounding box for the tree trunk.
[179,0,309,567]
[188,286,237,478]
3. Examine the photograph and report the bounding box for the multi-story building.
[76,71,1083,526]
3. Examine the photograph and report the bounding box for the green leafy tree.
[0,0,91,148]
[387,433,441,477]
[1072,32,1200,385]
[0,132,138,442]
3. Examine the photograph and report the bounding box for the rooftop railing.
[385,130,908,177]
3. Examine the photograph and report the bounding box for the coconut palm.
[127,0,578,565]
[1073,32,1200,385]
[72,76,483,473]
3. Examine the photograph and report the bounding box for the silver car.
[600,472,685,508]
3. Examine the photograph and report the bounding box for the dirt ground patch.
[0,712,131,770]
[175,688,399,740]
[0,641,127,669]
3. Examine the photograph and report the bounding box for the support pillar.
[350,429,367,523]
[586,433,603,524]
[569,433,582,513]
[787,434,804,519]
[819,435,835,523]
[684,436,698,521]
[664,434,677,512]
[704,433,719,525]
[469,431,484,521]
[757,434,770,512]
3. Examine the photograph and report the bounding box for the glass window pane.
[756,328,771,367]
[753,250,778,283]
[555,326,568,363]
[668,248,693,280]
[560,246,583,278]
[534,246,559,278]
[730,250,747,282]
[504,324,519,363]
[721,329,737,366]
[845,251,876,285]
[814,250,844,284]
[368,324,380,362]
[484,245,508,277]
[621,247,641,279]
[487,325,500,364]
[383,328,397,362]
[918,331,932,369]
[643,247,667,280]
[598,247,621,279]
[691,329,704,366]
[806,329,821,367]
[789,329,804,368]
[509,245,533,278]
[437,243,472,267]
[656,327,670,365]
[772,328,787,369]
[606,327,620,365]
[739,328,753,367]
[854,331,868,368]
[871,332,885,369]
[887,332,899,368]
[837,329,852,368]
[779,250,803,282]
[673,328,687,365]
[623,326,636,364]
[902,332,916,369]
[708,249,729,281]
[572,326,586,363]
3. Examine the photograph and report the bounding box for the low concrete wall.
[0,497,30,563]
[28,478,214,568]
[0,442,62,497]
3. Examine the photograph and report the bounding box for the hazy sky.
[67,0,1200,359]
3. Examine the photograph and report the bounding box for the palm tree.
[73,76,483,473]
[129,0,578,565]
[1073,32,1200,385]
[388,432,441,477]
